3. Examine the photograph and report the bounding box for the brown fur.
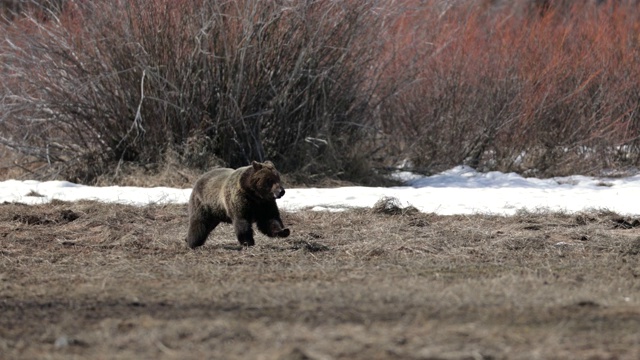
[186,161,290,249]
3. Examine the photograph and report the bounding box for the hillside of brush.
[1,0,640,186]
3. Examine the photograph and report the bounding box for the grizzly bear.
[186,160,290,249]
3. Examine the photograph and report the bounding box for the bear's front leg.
[233,218,255,246]
[275,227,290,237]
[257,218,290,238]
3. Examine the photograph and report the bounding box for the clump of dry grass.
[371,196,419,216]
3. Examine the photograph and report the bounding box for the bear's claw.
[277,228,290,238]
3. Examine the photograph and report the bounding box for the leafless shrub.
[0,0,396,183]
[0,0,66,22]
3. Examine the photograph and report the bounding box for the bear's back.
[191,167,234,207]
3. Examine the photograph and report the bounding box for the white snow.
[1,166,639,216]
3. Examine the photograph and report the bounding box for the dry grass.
[2,201,640,359]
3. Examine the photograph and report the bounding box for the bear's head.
[246,160,285,200]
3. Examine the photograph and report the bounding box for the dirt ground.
[1,200,640,359]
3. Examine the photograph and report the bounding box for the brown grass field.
[1,200,640,359]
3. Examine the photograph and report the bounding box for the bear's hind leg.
[186,213,219,249]
[234,218,255,246]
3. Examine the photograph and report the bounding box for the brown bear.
[186,160,290,249]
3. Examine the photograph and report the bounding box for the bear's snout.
[275,187,285,199]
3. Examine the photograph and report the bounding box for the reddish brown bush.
[378,0,640,176]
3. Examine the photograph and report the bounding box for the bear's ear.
[263,161,274,169]
[252,161,263,171]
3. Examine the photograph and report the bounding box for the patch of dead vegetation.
[1,201,640,359]
[371,196,419,216]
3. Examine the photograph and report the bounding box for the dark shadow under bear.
[186,161,290,249]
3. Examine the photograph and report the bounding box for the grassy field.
[2,200,640,359]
